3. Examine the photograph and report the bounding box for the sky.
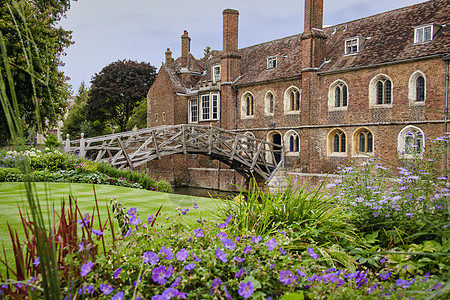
[58,0,427,94]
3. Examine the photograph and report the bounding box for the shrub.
[44,132,62,149]
[0,167,22,182]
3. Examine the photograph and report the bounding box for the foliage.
[87,59,156,132]
[0,148,173,192]
[126,99,147,131]
[44,132,62,149]
[0,0,72,146]
[329,136,450,248]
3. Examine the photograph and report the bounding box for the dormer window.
[212,65,221,83]
[345,38,358,54]
[267,57,277,69]
[414,24,434,43]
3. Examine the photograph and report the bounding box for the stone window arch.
[328,80,348,111]
[327,128,346,156]
[266,130,283,164]
[241,92,254,119]
[264,91,275,116]
[369,74,393,108]
[284,130,299,156]
[398,125,425,158]
[409,71,426,106]
[284,86,301,114]
[352,127,374,156]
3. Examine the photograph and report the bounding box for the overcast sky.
[58,0,426,93]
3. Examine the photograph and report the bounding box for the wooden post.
[117,137,134,170]
[182,125,187,154]
[152,131,161,159]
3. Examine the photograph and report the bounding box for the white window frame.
[200,93,220,121]
[284,130,300,156]
[189,99,198,123]
[352,127,374,157]
[398,125,425,159]
[369,74,393,108]
[328,80,348,111]
[267,56,277,69]
[283,86,301,115]
[414,24,433,43]
[408,70,426,106]
[212,65,221,83]
[241,92,255,119]
[327,128,347,157]
[345,38,359,54]
[264,91,275,116]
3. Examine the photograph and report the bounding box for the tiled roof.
[320,0,450,73]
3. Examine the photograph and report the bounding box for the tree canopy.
[87,59,156,132]
[0,0,73,145]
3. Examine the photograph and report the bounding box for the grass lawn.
[0,182,219,274]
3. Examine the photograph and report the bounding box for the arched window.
[398,126,425,158]
[284,86,301,114]
[369,74,393,107]
[265,91,275,116]
[284,130,299,155]
[328,80,348,110]
[353,128,374,156]
[328,129,346,155]
[409,71,426,105]
[241,92,255,118]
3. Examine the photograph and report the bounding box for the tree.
[87,60,156,132]
[126,100,147,131]
[0,0,73,146]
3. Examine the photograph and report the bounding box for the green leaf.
[281,293,304,300]
[242,276,261,290]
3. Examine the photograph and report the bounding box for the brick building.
[147,0,450,189]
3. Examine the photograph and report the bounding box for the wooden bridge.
[64,124,284,183]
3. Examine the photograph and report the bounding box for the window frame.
[328,129,347,157]
[398,125,425,159]
[352,128,374,157]
[264,91,275,116]
[369,74,393,108]
[284,86,301,115]
[328,80,348,111]
[267,56,277,69]
[212,65,221,83]
[345,38,359,54]
[200,93,220,121]
[414,24,433,43]
[241,92,255,119]
[189,99,198,123]
[284,130,300,156]
[408,71,426,106]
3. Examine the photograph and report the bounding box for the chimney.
[181,30,190,68]
[301,0,326,69]
[223,9,239,55]
[165,48,173,66]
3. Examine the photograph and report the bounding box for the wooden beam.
[117,137,134,170]
[250,143,263,172]
[152,131,161,159]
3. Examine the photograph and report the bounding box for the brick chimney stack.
[304,0,323,33]
[165,48,173,66]
[301,0,326,70]
[181,30,190,68]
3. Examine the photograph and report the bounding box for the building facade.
[147,0,450,189]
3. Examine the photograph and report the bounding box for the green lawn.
[0,182,219,274]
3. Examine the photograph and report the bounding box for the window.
[414,25,433,43]
[284,130,299,155]
[398,126,425,158]
[345,38,358,54]
[328,129,346,155]
[267,57,277,69]
[241,92,255,118]
[328,80,348,110]
[212,65,221,83]
[264,91,275,116]
[284,86,301,114]
[155,113,158,123]
[200,93,219,121]
[190,99,198,123]
[408,71,426,105]
[162,112,166,122]
[353,128,373,156]
[369,75,393,107]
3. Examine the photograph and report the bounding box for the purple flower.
[266,238,277,250]
[223,285,232,299]
[380,257,387,264]
[80,261,94,277]
[279,247,286,255]
[216,248,227,262]
[143,251,159,265]
[151,296,165,300]
[129,214,141,225]
[222,238,236,250]
[235,267,244,278]
[422,273,430,282]
[86,285,95,294]
[218,214,232,229]
[379,272,391,280]
[194,228,204,238]
[217,232,228,241]
[152,265,173,285]
[92,229,103,236]
[211,278,222,295]
[233,256,245,263]
[33,257,40,267]
[181,207,189,215]
[184,263,196,271]
[148,214,154,223]
[111,291,124,300]
[193,202,198,209]
[113,267,122,278]
[396,279,412,289]
[193,253,202,262]
[235,236,241,242]
[176,248,190,261]
[307,247,319,260]
[252,236,262,244]
[78,242,84,253]
[127,207,137,216]
[124,229,131,237]
[160,246,174,260]
[170,277,181,288]
[77,213,90,228]
[279,270,295,285]
[162,288,178,299]
[432,282,443,290]
[296,269,306,277]
[99,284,113,295]
[244,246,251,255]
[238,281,254,299]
